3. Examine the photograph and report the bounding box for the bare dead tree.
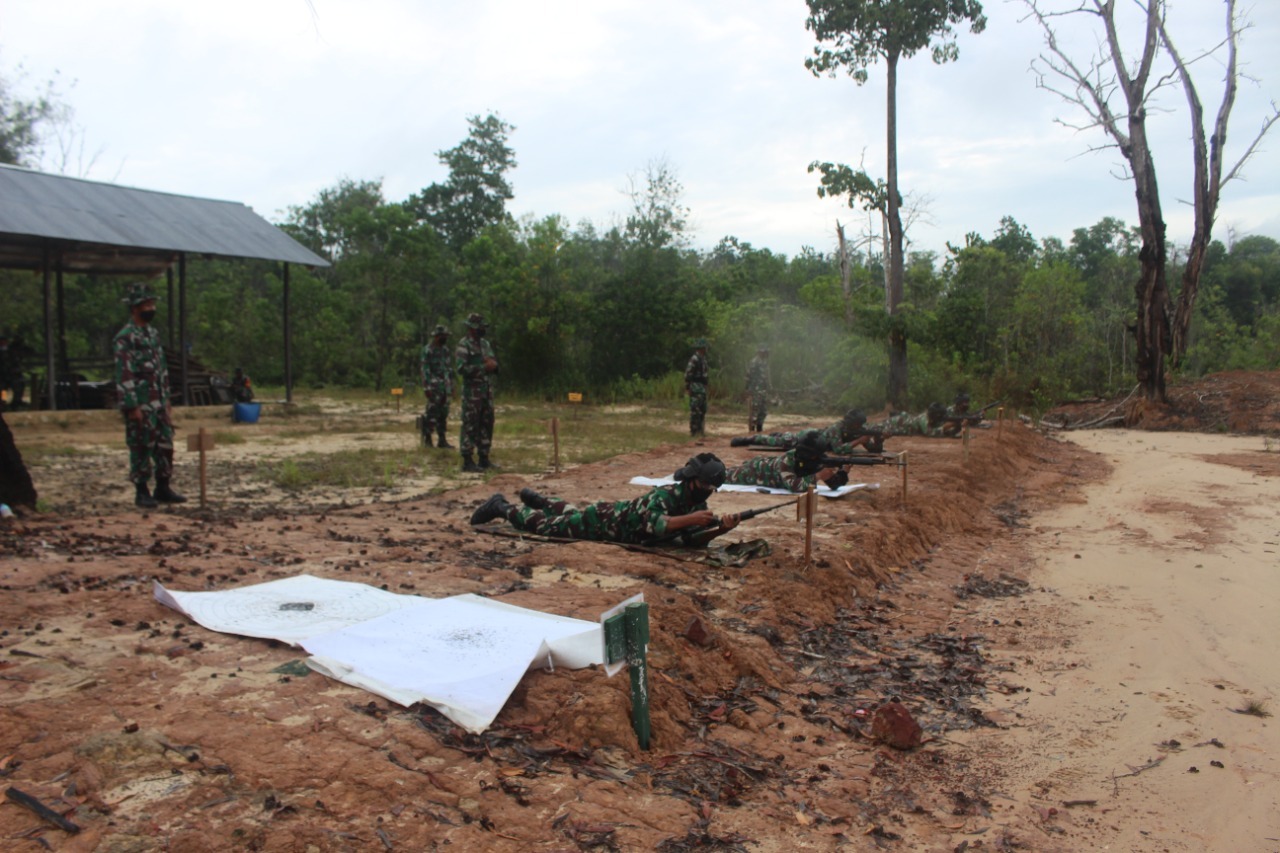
[1160,0,1280,364]
[1021,0,1277,401]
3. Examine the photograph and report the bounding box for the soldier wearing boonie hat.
[113,282,185,509]
[419,323,455,448]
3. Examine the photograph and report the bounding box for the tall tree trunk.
[1129,121,1170,403]
[884,51,908,409]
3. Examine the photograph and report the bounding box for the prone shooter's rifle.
[942,400,1004,424]
[643,498,796,548]
[818,453,895,467]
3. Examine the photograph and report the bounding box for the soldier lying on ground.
[470,452,740,547]
[872,402,959,438]
[729,408,884,454]
[725,431,849,493]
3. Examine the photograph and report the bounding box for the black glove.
[824,469,849,489]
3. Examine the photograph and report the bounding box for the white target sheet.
[154,575,608,733]
[628,476,879,498]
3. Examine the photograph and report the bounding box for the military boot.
[479,453,499,470]
[436,432,453,449]
[135,483,158,509]
[518,487,551,510]
[461,454,481,473]
[470,493,514,525]
[730,437,751,447]
[154,479,187,504]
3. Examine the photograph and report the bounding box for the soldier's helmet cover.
[756,344,769,353]
[466,313,487,330]
[954,391,971,404]
[693,338,709,350]
[928,402,947,420]
[842,408,867,430]
[432,324,451,337]
[123,282,159,307]
[793,430,828,475]
[674,452,726,489]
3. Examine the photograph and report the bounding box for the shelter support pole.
[166,267,175,354]
[42,245,56,411]
[55,264,68,377]
[179,254,189,406]
[283,263,293,404]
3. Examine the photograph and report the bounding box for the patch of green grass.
[259,448,428,491]
[211,431,247,445]
[22,445,94,464]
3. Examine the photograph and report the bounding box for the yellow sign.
[567,392,583,403]
[391,388,404,396]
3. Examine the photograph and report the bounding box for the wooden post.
[391,388,403,413]
[997,406,1005,441]
[624,602,651,749]
[899,450,908,507]
[186,427,215,508]
[551,416,561,472]
[796,488,816,567]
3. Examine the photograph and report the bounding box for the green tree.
[0,63,59,166]
[805,0,986,407]
[411,113,517,251]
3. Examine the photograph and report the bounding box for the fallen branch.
[5,786,82,834]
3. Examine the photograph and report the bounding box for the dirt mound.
[1,416,1103,850]
[1045,369,1280,434]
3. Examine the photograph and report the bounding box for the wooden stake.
[997,406,1005,441]
[186,427,215,508]
[796,487,816,567]
[899,450,908,507]
[551,416,560,473]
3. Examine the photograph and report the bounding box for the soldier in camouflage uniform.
[745,345,770,432]
[872,402,955,437]
[726,432,850,493]
[419,324,454,448]
[946,392,971,418]
[455,312,499,471]
[684,338,710,436]
[730,409,885,454]
[470,453,740,547]
[113,283,186,509]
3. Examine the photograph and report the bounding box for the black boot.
[470,493,514,525]
[437,433,453,449]
[462,454,481,473]
[135,483,158,509]
[479,453,499,470]
[518,487,551,510]
[154,479,187,504]
[730,437,751,447]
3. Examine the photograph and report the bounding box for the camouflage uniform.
[113,312,174,486]
[745,351,770,432]
[739,422,843,450]
[684,341,709,436]
[725,449,819,493]
[874,410,949,437]
[455,316,497,461]
[420,328,454,446]
[507,480,711,546]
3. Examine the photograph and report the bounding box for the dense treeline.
[3,115,1278,411]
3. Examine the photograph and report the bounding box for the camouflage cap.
[693,337,709,350]
[954,391,971,404]
[432,324,451,337]
[841,408,867,429]
[756,344,770,353]
[928,402,947,420]
[466,313,487,330]
[123,282,159,307]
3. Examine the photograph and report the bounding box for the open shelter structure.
[0,164,329,410]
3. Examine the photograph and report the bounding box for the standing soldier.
[684,338,709,437]
[745,344,770,433]
[455,312,498,472]
[419,324,454,448]
[113,282,185,509]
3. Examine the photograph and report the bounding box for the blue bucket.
[232,402,261,424]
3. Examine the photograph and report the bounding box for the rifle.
[643,498,796,547]
[818,453,895,468]
[942,400,1004,424]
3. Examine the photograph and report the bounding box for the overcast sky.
[5,0,1278,260]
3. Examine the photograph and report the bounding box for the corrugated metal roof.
[0,164,329,270]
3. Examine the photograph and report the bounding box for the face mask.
[139,309,157,323]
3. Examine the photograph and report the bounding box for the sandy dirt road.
[956,430,1280,851]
